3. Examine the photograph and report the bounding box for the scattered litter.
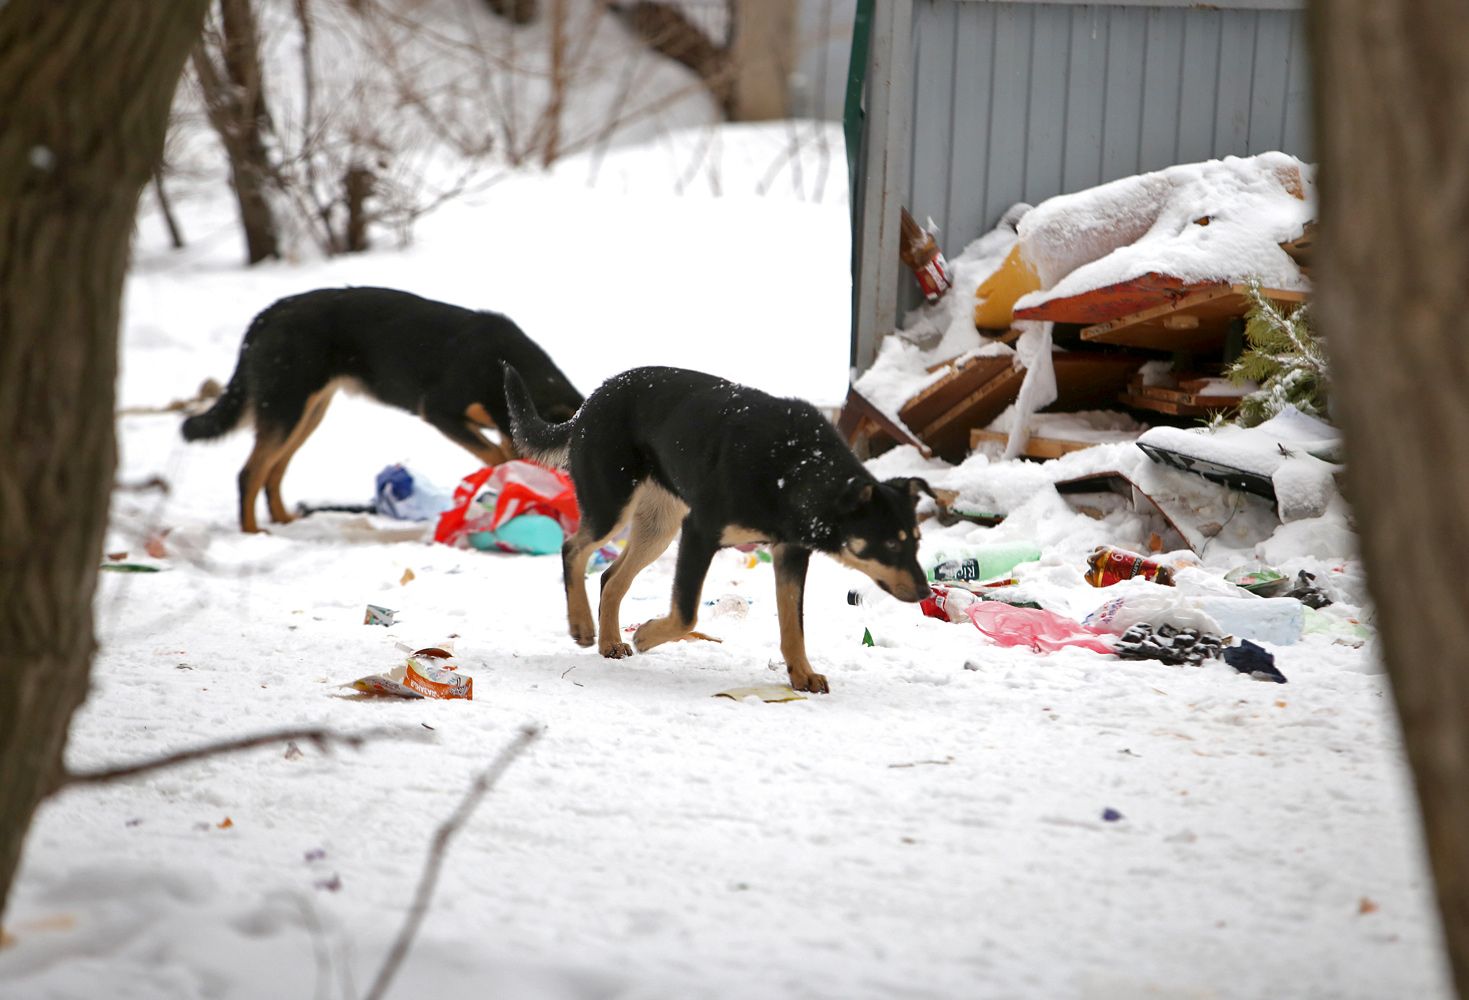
[1101,808,1124,822]
[587,528,629,574]
[99,562,162,573]
[966,603,1114,655]
[706,594,750,619]
[363,604,397,627]
[348,642,473,699]
[217,817,234,830]
[375,463,452,521]
[920,584,980,623]
[1225,564,1289,596]
[925,541,1040,584]
[145,530,170,558]
[1056,473,1193,553]
[399,568,416,586]
[304,848,327,863]
[1115,622,1224,666]
[1285,570,1332,608]
[1222,639,1287,683]
[313,874,342,892]
[1358,898,1379,916]
[283,741,303,760]
[862,627,875,647]
[1086,545,1175,587]
[1084,594,1222,636]
[714,685,806,703]
[434,460,578,553]
[888,756,954,768]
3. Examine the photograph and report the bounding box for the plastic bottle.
[1086,545,1175,587]
[900,208,953,303]
[926,542,1042,584]
[919,584,979,623]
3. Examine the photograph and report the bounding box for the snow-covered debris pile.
[1015,151,1314,314]
[846,151,1318,462]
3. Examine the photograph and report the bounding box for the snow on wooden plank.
[1079,284,1308,353]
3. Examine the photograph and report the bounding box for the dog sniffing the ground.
[182,287,583,533]
[505,365,932,693]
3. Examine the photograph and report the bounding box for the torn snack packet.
[363,604,397,626]
[349,641,472,700]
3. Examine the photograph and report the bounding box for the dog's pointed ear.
[885,476,935,504]
[838,477,875,513]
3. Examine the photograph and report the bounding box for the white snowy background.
[0,3,1455,998]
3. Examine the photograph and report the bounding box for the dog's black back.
[507,365,931,691]
[185,287,581,443]
[563,368,905,551]
[183,286,582,533]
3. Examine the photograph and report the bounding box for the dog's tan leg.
[563,524,611,647]
[451,426,512,468]
[633,520,718,654]
[596,485,686,659]
[237,430,287,534]
[263,387,334,524]
[772,543,827,693]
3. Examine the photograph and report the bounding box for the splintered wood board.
[1080,285,1309,353]
[969,429,1109,460]
[1013,272,1214,325]
[915,364,1026,460]
[1117,391,1238,417]
[1127,384,1247,408]
[899,354,1015,435]
[836,385,932,457]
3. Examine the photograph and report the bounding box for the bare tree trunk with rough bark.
[0,0,209,920]
[730,0,794,121]
[194,0,280,265]
[1311,3,1469,994]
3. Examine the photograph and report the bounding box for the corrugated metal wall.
[907,0,1311,258]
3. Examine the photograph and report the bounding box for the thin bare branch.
[53,725,427,795]
[362,724,543,1000]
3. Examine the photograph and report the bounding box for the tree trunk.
[1310,2,1469,994]
[729,0,794,121]
[194,0,280,265]
[0,0,209,920]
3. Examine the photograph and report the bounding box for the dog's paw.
[569,621,596,647]
[790,671,830,694]
[601,641,634,659]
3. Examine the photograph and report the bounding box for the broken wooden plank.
[898,354,1014,436]
[969,429,1105,460]
[1080,285,1309,353]
[1014,272,1218,326]
[836,385,933,457]
[1118,391,1238,418]
[915,364,1026,460]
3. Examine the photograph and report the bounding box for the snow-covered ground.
[0,117,1455,1000]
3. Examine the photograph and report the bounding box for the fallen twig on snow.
[52,725,426,795]
[362,723,542,1000]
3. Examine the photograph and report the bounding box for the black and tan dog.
[182,287,583,533]
[505,364,932,693]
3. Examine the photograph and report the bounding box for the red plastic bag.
[966,602,1115,655]
[433,461,579,548]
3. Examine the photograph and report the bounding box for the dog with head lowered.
[505,365,932,693]
[182,287,583,533]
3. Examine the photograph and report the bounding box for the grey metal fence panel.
[903,0,1312,266]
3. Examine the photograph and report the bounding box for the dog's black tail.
[504,364,573,468]
[181,356,248,441]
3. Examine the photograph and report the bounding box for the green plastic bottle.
[925,542,1041,584]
